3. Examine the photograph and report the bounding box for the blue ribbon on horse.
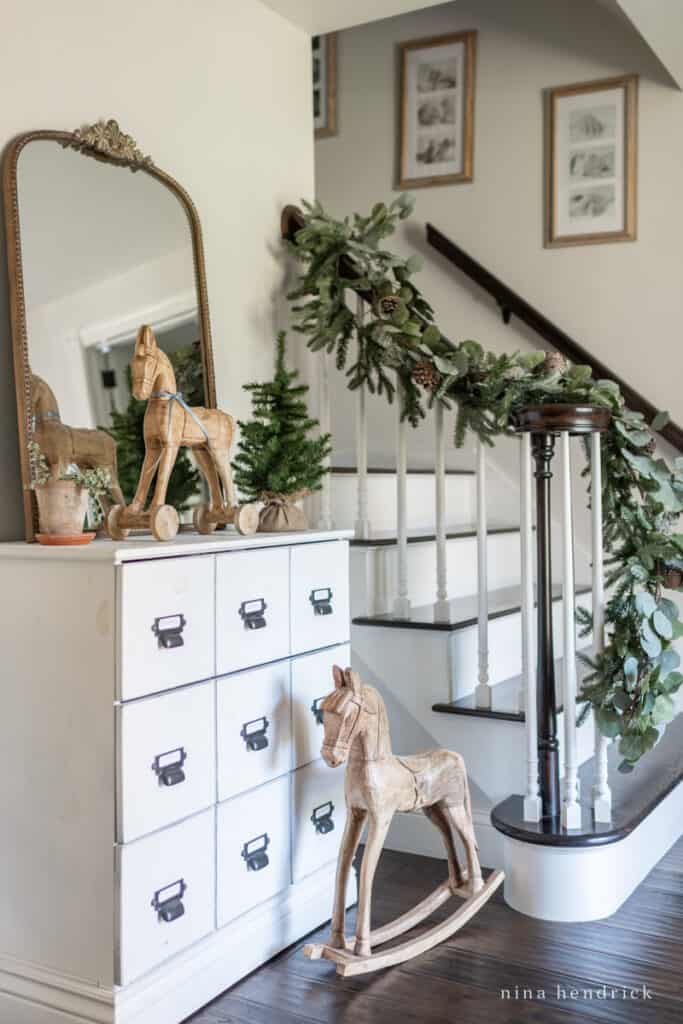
[151,390,210,443]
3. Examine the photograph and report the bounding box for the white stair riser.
[331,473,476,531]
[350,531,522,617]
[350,631,595,813]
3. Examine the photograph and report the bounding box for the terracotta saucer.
[35,532,97,546]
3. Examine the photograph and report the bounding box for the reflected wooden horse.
[304,666,503,977]
[108,325,257,540]
[31,373,124,508]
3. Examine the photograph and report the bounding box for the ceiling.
[259,0,446,35]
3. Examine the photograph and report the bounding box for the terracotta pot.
[34,480,88,536]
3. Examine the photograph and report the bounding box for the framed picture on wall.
[546,75,637,247]
[398,30,476,189]
[313,33,337,139]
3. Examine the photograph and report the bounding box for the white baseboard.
[0,863,353,1024]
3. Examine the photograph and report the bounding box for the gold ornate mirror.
[3,119,216,540]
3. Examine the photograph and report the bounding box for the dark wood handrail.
[426,222,683,452]
[282,205,682,450]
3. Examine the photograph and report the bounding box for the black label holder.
[240,716,269,752]
[239,598,267,630]
[152,747,187,787]
[241,833,270,872]
[151,879,187,923]
[152,613,186,649]
[311,800,335,835]
[309,587,333,616]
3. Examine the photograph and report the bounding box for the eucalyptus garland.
[286,195,683,772]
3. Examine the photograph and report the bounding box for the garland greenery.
[286,195,683,772]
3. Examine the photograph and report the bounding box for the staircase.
[285,206,683,923]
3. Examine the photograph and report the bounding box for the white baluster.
[434,401,450,622]
[561,434,581,829]
[521,434,541,822]
[591,432,612,822]
[394,375,411,619]
[354,297,370,539]
[316,349,333,530]
[474,437,491,708]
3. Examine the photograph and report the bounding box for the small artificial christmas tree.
[233,332,332,531]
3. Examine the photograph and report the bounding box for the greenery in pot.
[233,331,332,530]
[285,195,683,772]
[28,440,113,530]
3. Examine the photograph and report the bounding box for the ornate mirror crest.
[3,119,216,540]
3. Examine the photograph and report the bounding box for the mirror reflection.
[18,140,205,512]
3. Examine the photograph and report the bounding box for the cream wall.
[0,0,314,539]
[314,0,683,467]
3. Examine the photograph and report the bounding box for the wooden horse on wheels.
[107,325,258,541]
[304,666,504,977]
[31,373,125,510]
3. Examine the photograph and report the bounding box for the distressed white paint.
[434,401,450,621]
[520,434,541,822]
[561,434,581,830]
[591,433,612,822]
[474,438,491,708]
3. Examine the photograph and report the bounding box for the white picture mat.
[554,86,625,238]
[403,40,466,181]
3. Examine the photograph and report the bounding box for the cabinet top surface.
[0,529,353,565]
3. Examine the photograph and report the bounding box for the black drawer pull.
[310,587,333,616]
[239,598,267,630]
[151,879,186,923]
[152,613,186,649]
[311,697,326,725]
[240,716,269,752]
[311,801,335,835]
[152,747,187,787]
[241,833,270,872]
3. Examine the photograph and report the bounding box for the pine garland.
[286,196,683,773]
[233,332,332,503]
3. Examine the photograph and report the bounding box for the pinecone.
[412,358,441,391]
[661,563,683,590]
[643,437,657,456]
[542,351,567,374]
[378,294,402,317]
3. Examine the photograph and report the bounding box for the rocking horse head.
[131,324,174,400]
[320,666,390,766]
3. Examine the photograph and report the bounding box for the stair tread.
[432,649,595,723]
[350,522,521,547]
[353,582,592,632]
[332,465,475,476]
[491,712,683,847]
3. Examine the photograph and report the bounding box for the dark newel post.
[531,431,561,819]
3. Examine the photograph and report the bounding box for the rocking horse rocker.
[304,666,504,977]
[107,325,259,541]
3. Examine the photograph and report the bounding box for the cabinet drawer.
[216,548,290,675]
[217,662,291,802]
[217,776,291,928]
[117,682,216,843]
[116,809,215,985]
[292,644,350,769]
[290,542,350,655]
[118,556,215,701]
[291,760,346,883]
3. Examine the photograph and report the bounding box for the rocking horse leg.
[423,802,463,890]
[129,447,162,513]
[213,448,237,508]
[446,803,484,895]
[194,447,223,509]
[329,808,367,949]
[354,812,392,957]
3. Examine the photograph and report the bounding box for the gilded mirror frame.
[3,119,217,541]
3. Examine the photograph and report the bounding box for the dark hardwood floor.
[189,839,683,1024]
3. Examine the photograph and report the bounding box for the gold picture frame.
[546,74,638,248]
[398,30,476,189]
[313,33,337,139]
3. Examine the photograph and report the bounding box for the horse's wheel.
[193,503,217,535]
[151,504,180,542]
[234,503,260,536]
[106,504,130,541]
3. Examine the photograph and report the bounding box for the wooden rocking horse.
[31,373,125,510]
[304,666,504,977]
[107,325,259,541]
